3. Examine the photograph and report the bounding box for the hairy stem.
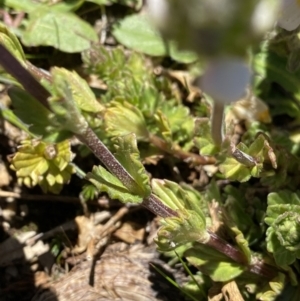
[0,44,177,218]
[0,45,279,276]
[143,193,178,218]
[78,128,138,191]
[77,129,177,218]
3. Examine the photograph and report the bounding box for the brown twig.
[149,134,216,165]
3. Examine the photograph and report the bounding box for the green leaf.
[86,165,143,204]
[253,45,300,101]
[113,133,151,198]
[266,227,298,266]
[80,183,99,202]
[50,68,104,113]
[219,157,252,182]
[0,106,33,136]
[0,23,26,64]
[9,138,75,194]
[223,186,264,247]
[112,14,166,56]
[169,42,198,64]
[48,67,90,135]
[205,179,221,203]
[229,225,252,263]
[154,110,172,146]
[219,134,276,182]
[87,0,111,5]
[4,0,84,13]
[104,100,149,140]
[185,244,245,282]
[112,14,198,63]
[181,183,211,227]
[265,191,300,266]
[8,87,51,135]
[194,118,219,156]
[9,86,74,142]
[256,273,285,301]
[22,8,97,53]
[159,99,194,144]
[265,191,300,226]
[152,179,209,251]
[3,0,42,13]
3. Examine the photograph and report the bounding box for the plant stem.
[77,128,177,218]
[0,44,280,277]
[78,128,138,191]
[149,134,216,165]
[0,44,51,111]
[211,101,224,145]
[0,44,177,219]
[143,193,178,218]
[207,231,278,279]
[207,231,248,265]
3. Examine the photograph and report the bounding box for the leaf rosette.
[265,191,300,266]
[273,212,300,252]
[152,179,210,252]
[9,138,75,194]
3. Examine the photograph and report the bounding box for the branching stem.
[207,231,278,279]
[0,44,279,278]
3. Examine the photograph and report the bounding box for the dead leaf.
[209,281,244,301]
[168,70,201,102]
[208,200,224,234]
[113,221,145,243]
[73,216,95,254]
[226,88,271,127]
[0,162,11,187]
[221,281,244,301]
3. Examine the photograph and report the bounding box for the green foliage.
[194,118,220,156]
[83,44,195,153]
[87,133,151,202]
[4,3,300,300]
[104,100,149,140]
[112,134,151,197]
[185,244,245,282]
[8,66,104,142]
[3,0,84,13]
[48,67,97,136]
[152,179,209,251]
[3,0,97,53]
[219,134,277,182]
[112,14,197,63]
[80,183,99,202]
[8,87,53,138]
[22,8,97,53]
[265,191,300,267]
[9,138,75,194]
[0,23,26,64]
[223,185,265,249]
[256,273,285,301]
